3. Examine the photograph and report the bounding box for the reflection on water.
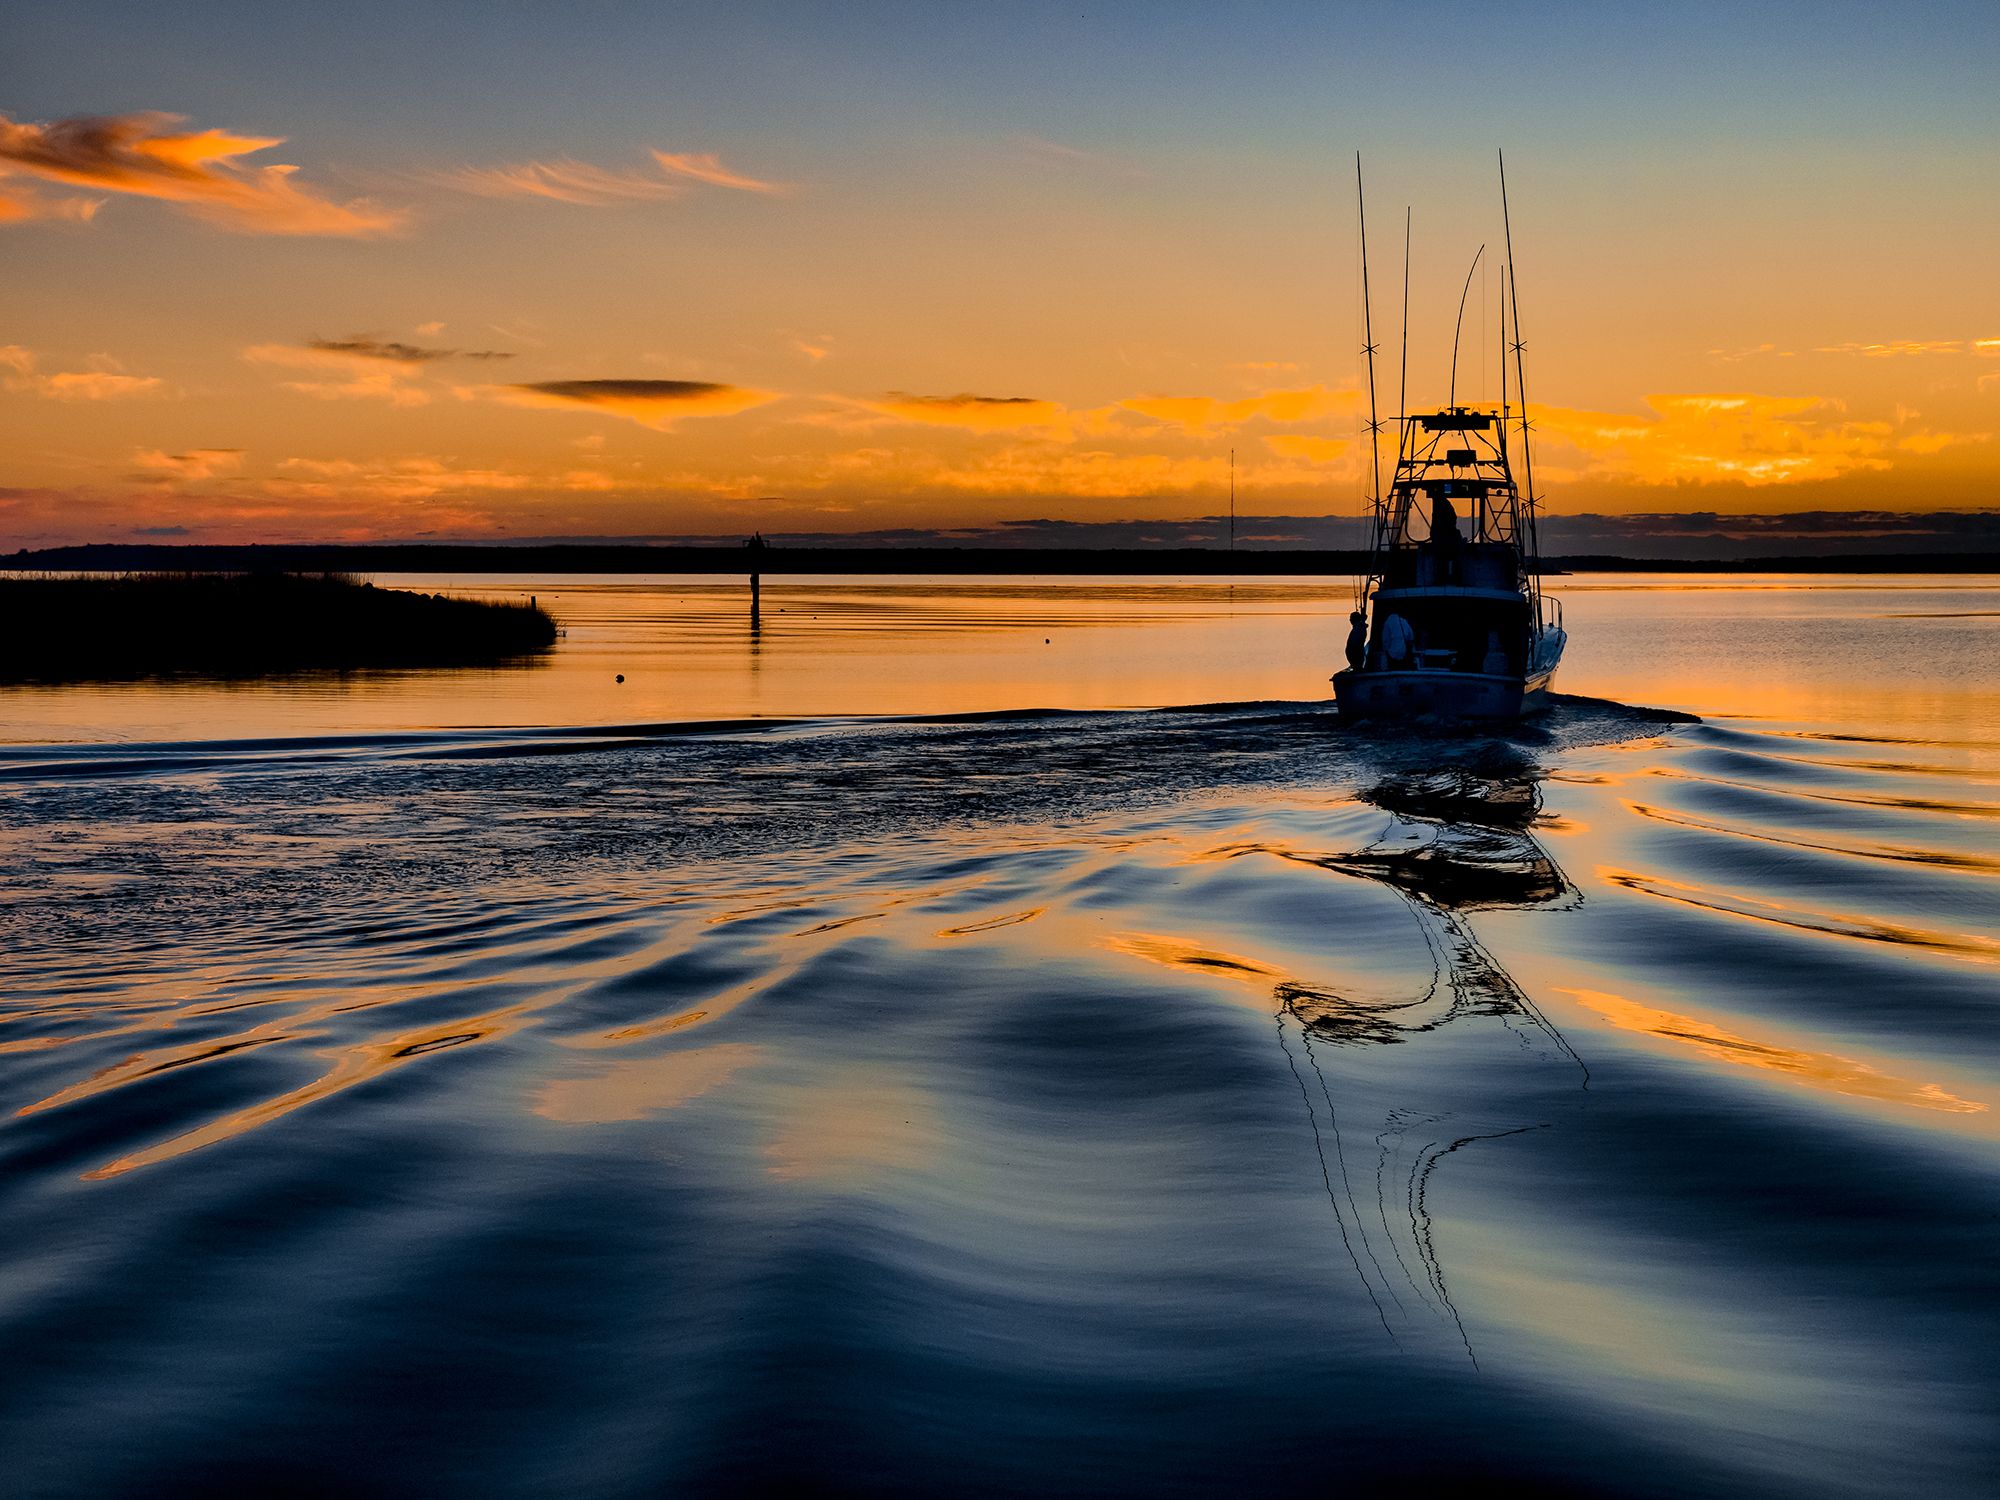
[2,579,1998,1497]
[1559,988,1983,1114]
[1123,748,1593,1363]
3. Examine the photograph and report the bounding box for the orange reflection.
[1558,987,1985,1114]
[1627,799,2000,875]
[763,1072,936,1183]
[535,1042,763,1124]
[936,906,1045,937]
[74,999,544,1180]
[1604,867,2000,963]
[1102,930,1283,994]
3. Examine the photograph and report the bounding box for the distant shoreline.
[8,543,2000,576]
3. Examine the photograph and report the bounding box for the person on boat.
[1379,611,1414,669]
[1481,628,1509,676]
[1345,610,1368,669]
[1432,492,1463,584]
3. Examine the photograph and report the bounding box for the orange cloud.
[650,150,789,193]
[804,443,1327,501]
[0,182,102,223]
[244,342,430,405]
[498,378,779,429]
[0,111,403,236]
[1897,429,1989,456]
[924,447,1228,496]
[1262,434,1350,464]
[133,447,242,481]
[272,454,536,500]
[1118,385,1355,432]
[1536,393,1911,486]
[863,392,1067,432]
[1,345,163,400]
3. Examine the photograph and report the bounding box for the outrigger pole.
[1355,154,1382,535]
[1397,206,1411,480]
[1498,149,1538,570]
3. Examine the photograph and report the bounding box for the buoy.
[615,673,624,683]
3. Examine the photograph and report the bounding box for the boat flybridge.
[1333,153,1566,720]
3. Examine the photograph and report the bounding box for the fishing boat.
[1334,153,1566,720]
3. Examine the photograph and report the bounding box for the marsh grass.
[1,572,557,683]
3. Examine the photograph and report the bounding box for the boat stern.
[1334,666,1554,720]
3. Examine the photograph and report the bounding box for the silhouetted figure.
[1345,610,1368,669]
[1481,628,1508,676]
[1432,492,1463,583]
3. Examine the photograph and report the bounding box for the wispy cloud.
[1810,339,1991,358]
[1,344,163,400]
[1007,134,1145,178]
[498,378,778,429]
[650,150,789,194]
[432,157,685,205]
[306,335,511,363]
[863,392,1066,432]
[0,111,404,236]
[1813,339,1964,358]
[1706,342,1792,363]
[433,148,787,206]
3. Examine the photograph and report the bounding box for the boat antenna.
[1447,243,1485,409]
[1355,154,1382,529]
[1499,150,1537,562]
[1498,260,1509,449]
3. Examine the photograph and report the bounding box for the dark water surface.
[2,577,1996,1496]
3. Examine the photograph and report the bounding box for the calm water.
[2,575,1996,1497]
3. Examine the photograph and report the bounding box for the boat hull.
[1333,666,1557,721]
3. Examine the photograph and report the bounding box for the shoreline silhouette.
[0,573,557,683]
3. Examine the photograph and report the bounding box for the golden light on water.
[1558,987,1986,1115]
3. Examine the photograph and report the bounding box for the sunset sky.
[4,0,1997,546]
